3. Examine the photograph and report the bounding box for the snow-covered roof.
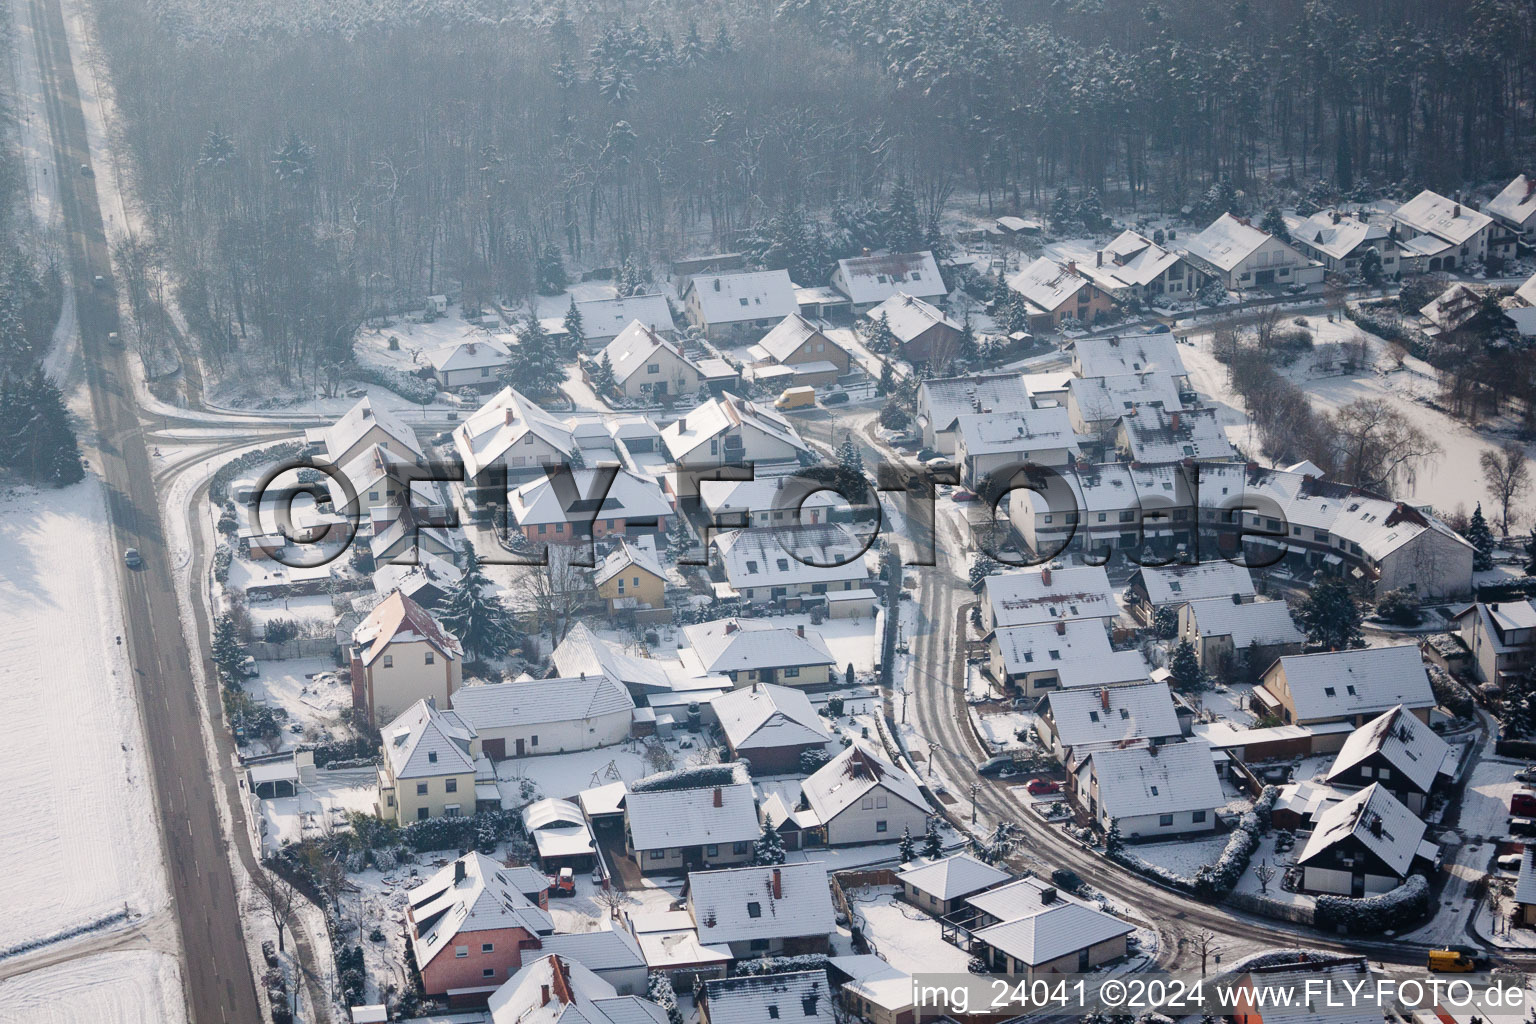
[1044,682,1182,750]
[592,537,668,588]
[627,911,734,968]
[865,293,960,344]
[1517,271,1536,309]
[1134,561,1255,607]
[1423,283,1489,334]
[488,955,664,1024]
[661,392,809,462]
[1119,405,1237,464]
[1488,175,1536,230]
[316,395,423,464]
[689,861,834,944]
[329,442,442,510]
[1184,597,1304,648]
[1072,333,1187,379]
[918,373,1028,433]
[1392,189,1493,247]
[1517,847,1536,907]
[702,972,835,1024]
[1067,372,1182,423]
[451,674,635,730]
[454,387,576,478]
[756,314,836,364]
[712,682,832,752]
[1083,230,1184,290]
[896,854,1012,902]
[353,589,462,666]
[382,699,477,781]
[624,769,761,851]
[1269,646,1435,721]
[602,321,703,385]
[371,550,463,604]
[827,956,912,1013]
[991,619,1115,677]
[713,525,870,592]
[1054,650,1152,690]
[801,741,927,824]
[538,929,646,973]
[954,406,1079,459]
[686,619,835,674]
[407,853,554,969]
[1297,782,1425,877]
[698,476,840,522]
[552,624,676,696]
[964,873,1090,922]
[575,294,677,339]
[426,336,510,374]
[1081,740,1224,817]
[972,901,1134,966]
[507,468,671,528]
[1326,704,1450,795]
[686,270,797,326]
[982,565,1117,630]
[1291,210,1393,261]
[1007,257,1093,312]
[1181,213,1272,272]
[833,251,944,306]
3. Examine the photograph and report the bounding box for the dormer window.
[1324,686,1336,697]
[747,902,762,918]
[1089,711,1100,722]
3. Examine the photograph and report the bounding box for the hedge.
[345,362,439,404]
[1314,874,1430,933]
[209,440,306,505]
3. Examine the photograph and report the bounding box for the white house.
[916,373,1029,455]
[1072,333,1188,381]
[710,682,833,773]
[449,674,635,760]
[831,251,945,313]
[350,590,464,728]
[1038,681,1183,766]
[601,321,705,400]
[897,854,1012,918]
[1295,783,1429,896]
[953,406,1080,488]
[800,741,930,846]
[1074,740,1223,838]
[1450,599,1536,686]
[1391,189,1510,271]
[1116,405,1238,464]
[487,955,666,1024]
[711,524,870,604]
[683,620,837,688]
[697,475,840,530]
[1256,646,1437,741]
[1072,230,1206,302]
[1178,597,1304,671]
[573,294,678,349]
[964,877,1135,977]
[683,270,798,341]
[1488,175,1536,240]
[988,619,1145,698]
[623,763,762,872]
[979,565,1118,633]
[1285,209,1401,278]
[453,387,578,492]
[1066,371,1183,437]
[662,393,810,498]
[1127,560,1255,623]
[701,972,835,1024]
[426,336,511,389]
[306,395,423,469]
[1180,213,1323,291]
[687,861,834,957]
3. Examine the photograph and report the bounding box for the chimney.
[1453,203,1461,219]
[1041,567,1052,586]
[713,787,723,808]
[713,278,721,291]
[504,407,515,426]
[361,405,372,419]
[1527,177,1535,197]
[466,342,476,354]
[455,859,466,884]
[1170,411,1182,432]
[797,624,805,637]
[1369,816,1383,837]
[541,986,551,1007]
[1055,619,1066,635]
[1039,886,1057,904]
[1099,688,1110,711]
[1232,592,1242,604]
[1331,211,1341,225]
[1066,260,1077,276]
[725,621,738,634]
[772,868,782,899]
[677,416,687,433]
[1096,250,1103,268]
[1148,742,1159,756]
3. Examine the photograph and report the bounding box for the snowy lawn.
[354,307,503,375]
[1462,758,1523,839]
[245,592,336,637]
[843,885,972,975]
[257,765,379,854]
[1232,835,1312,908]
[241,656,351,752]
[494,738,700,805]
[977,710,1033,751]
[1128,835,1229,879]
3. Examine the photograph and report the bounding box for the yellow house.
[376,698,481,824]
[351,590,465,728]
[592,538,668,613]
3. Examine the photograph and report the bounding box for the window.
[733,842,752,854]
[425,651,435,665]
[875,793,887,808]
[861,795,875,810]
[740,297,750,306]
[482,943,494,953]
[1324,686,1336,697]
[650,849,666,860]
[455,946,468,958]
[1192,810,1207,823]
[750,938,771,951]
[417,807,429,820]
[481,367,490,377]
[876,820,888,833]
[383,655,393,668]
[1360,765,1374,778]
[748,901,763,918]
[532,735,539,746]
[445,779,457,793]
[368,490,379,501]
[1088,711,1100,722]
[428,751,437,764]
[1159,814,1174,826]
[483,968,496,979]
[1119,708,1129,720]
[646,362,660,374]
[1377,767,1390,780]
[1119,510,1135,523]
[1097,512,1107,523]
[416,782,428,795]
[1049,650,1061,661]
[707,845,718,857]
[1346,685,1357,696]
[769,1007,780,1019]
[386,794,395,807]
[1149,786,1159,796]
[445,804,461,817]
[784,666,800,678]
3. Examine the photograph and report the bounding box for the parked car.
[1515,765,1536,784]
[1428,948,1483,972]
[1497,853,1524,872]
[953,489,979,502]
[1512,816,1536,837]
[80,163,93,177]
[1050,868,1088,895]
[1511,791,1536,817]
[823,391,850,405]
[237,655,259,679]
[1025,777,1061,795]
[107,331,121,346]
[978,755,1020,778]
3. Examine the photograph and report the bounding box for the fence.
[250,637,339,661]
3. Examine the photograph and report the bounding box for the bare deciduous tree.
[1481,441,1532,537]
[1252,859,1275,894]
[1327,398,1441,493]
[1193,929,1220,976]
[593,885,636,919]
[249,867,300,953]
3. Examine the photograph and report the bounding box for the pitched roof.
[624,769,761,850]
[1007,257,1093,313]
[1517,271,1536,309]
[1082,740,1224,816]
[991,619,1116,677]
[426,336,511,374]
[316,395,422,464]
[1517,846,1536,907]
[964,874,1091,921]
[1489,175,1536,230]
[450,674,635,729]
[552,623,674,695]
[826,956,912,1013]
[538,929,646,973]
[698,475,840,522]
[454,387,576,477]
[1326,704,1450,795]
[352,589,463,666]
[1270,646,1435,720]
[660,392,808,462]
[1067,372,1182,423]
[1119,405,1237,463]
[713,525,870,591]
[712,682,832,752]
[896,854,1012,902]
[1045,682,1182,750]
[1134,561,1255,607]
[1184,597,1304,648]
[756,314,842,364]
[407,853,554,968]
[689,861,834,944]
[702,972,835,1024]
[1072,333,1187,379]
[972,902,1134,966]
[865,293,960,343]
[1297,782,1425,877]
[686,270,797,325]
[982,565,1118,630]
[575,294,677,339]
[382,699,477,781]
[833,251,944,306]
[1054,650,1153,690]
[330,442,442,509]
[602,321,703,384]
[685,620,836,674]
[592,537,668,588]
[507,468,671,528]
[954,406,1080,459]
[918,373,1028,433]
[1089,230,1185,289]
[488,955,667,1024]
[1393,189,1493,247]
[801,741,927,823]
[1182,213,1274,272]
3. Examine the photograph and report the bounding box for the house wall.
[437,365,504,389]
[729,742,817,774]
[418,925,535,998]
[1376,531,1474,600]
[1328,759,1429,814]
[632,840,756,874]
[373,529,460,567]
[1104,807,1216,839]
[1225,237,1320,291]
[780,334,851,373]
[723,934,831,959]
[518,515,670,547]
[1300,865,1400,897]
[983,933,1127,977]
[353,640,462,728]
[901,324,962,365]
[962,446,1075,490]
[474,708,632,757]
[599,569,667,610]
[734,578,865,605]
[900,882,969,919]
[824,790,930,846]
[724,663,835,688]
[618,350,703,399]
[384,766,478,824]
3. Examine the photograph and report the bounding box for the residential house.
[1324,705,1452,814]
[1071,333,1188,383]
[1066,371,1183,440]
[370,551,462,609]
[864,293,962,365]
[593,537,669,614]
[1074,740,1224,838]
[1177,597,1304,672]
[450,673,635,759]
[376,698,481,824]
[1296,783,1431,896]
[1180,213,1323,291]
[827,955,920,1024]
[1285,209,1401,278]
[711,525,870,605]
[1230,956,1381,1024]
[350,590,464,728]
[486,954,669,1024]
[405,852,555,1003]
[306,395,423,469]
[427,337,511,390]
[1073,230,1206,302]
[832,251,945,313]
[1391,189,1511,271]
[958,875,1134,977]
[916,373,1028,455]
[1450,599,1536,685]
[683,619,837,688]
[1420,283,1489,335]
[711,682,833,773]
[687,861,835,958]
[698,475,840,530]
[701,972,835,1024]
[988,619,1145,698]
[896,854,1011,918]
[1255,646,1436,745]
[1516,847,1536,927]
[623,763,762,872]
[1488,174,1536,241]
[573,294,678,350]
[601,321,705,400]
[1116,405,1238,464]
[506,468,672,546]
[1006,257,1116,330]
[328,443,443,517]
[625,909,733,990]
[368,505,462,568]
[683,270,798,341]
[552,623,690,700]
[662,393,810,498]
[978,565,1118,634]
[953,406,1081,489]
[751,314,852,388]
[800,742,930,846]
[536,930,647,995]
[1037,681,1183,767]
[1126,560,1255,624]
[454,387,578,496]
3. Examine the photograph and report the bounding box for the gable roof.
[1296,782,1425,877]
[552,623,675,695]
[507,468,671,528]
[451,675,635,729]
[1089,230,1185,289]
[833,251,944,306]
[1182,213,1274,272]
[982,565,1118,630]
[330,442,442,510]
[454,387,576,477]
[1326,704,1450,795]
[1007,257,1093,312]
[972,902,1134,967]
[661,392,809,462]
[801,741,927,823]
[713,525,870,591]
[964,873,1091,921]
[1185,598,1304,648]
[1067,372,1182,424]
[702,972,835,1024]
[955,406,1080,459]
[1082,740,1224,816]
[685,619,836,674]
[757,314,842,364]
[1393,189,1493,247]
[1517,271,1536,309]
[918,373,1028,434]
[698,476,840,522]
[352,589,463,665]
[1045,682,1182,750]
[382,699,477,780]
[602,321,704,384]
[317,396,422,464]
[686,270,797,325]
[407,852,554,969]
[1072,334,1187,379]
[865,293,960,343]
[712,682,832,752]
[1119,405,1237,463]
[575,294,677,339]
[426,336,510,374]
[538,929,646,973]
[1133,561,1255,607]
[991,619,1116,677]
[624,767,761,850]
[1270,646,1435,720]
[689,861,834,944]
[592,537,668,588]
[1518,847,1536,907]
[1054,650,1153,690]
[1489,175,1536,230]
[488,954,666,1024]
[896,854,1012,902]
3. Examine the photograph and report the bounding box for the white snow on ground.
[0,950,186,1024]
[354,308,504,374]
[1462,758,1523,839]
[241,657,351,752]
[1129,836,1229,879]
[0,480,170,953]
[844,885,973,975]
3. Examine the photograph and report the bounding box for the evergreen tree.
[835,438,864,488]
[500,318,567,399]
[589,353,617,395]
[1075,188,1106,232]
[877,360,895,396]
[1467,502,1495,571]
[1104,818,1123,855]
[956,311,978,364]
[562,296,585,351]
[923,819,943,859]
[535,243,568,295]
[1151,605,1178,639]
[437,558,518,662]
[878,401,910,432]
[1359,247,1383,285]
[9,369,83,486]
[211,614,247,678]
[753,815,786,865]
[1299,577,1364,650]
[883,178,921,253]
[1049,188,1076,233]
[864,313,896,354]
[711,23,735,57]
[1259,205,1290,242]
[1169,639,1203,691]
[969,552,999,592]
[898,825,915,863]
[647,972,683,1024]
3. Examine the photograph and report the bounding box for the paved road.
[26,0,261,1018]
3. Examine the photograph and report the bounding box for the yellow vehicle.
[1427,949,1480,972]
[774,386,816,411]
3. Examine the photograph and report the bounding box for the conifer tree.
[562,296,585,352]
[438,558,518,662]
[898,825,915,862]
[1299,577,1364,651]
[1467,503,1495,572]
[923,819,943,859]
[1169,638,1203,691]
[753,815,786,865]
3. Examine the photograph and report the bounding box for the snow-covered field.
[0,480,170,957]
[0,950,185,1024]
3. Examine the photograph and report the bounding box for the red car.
[1026,778,1061,795]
